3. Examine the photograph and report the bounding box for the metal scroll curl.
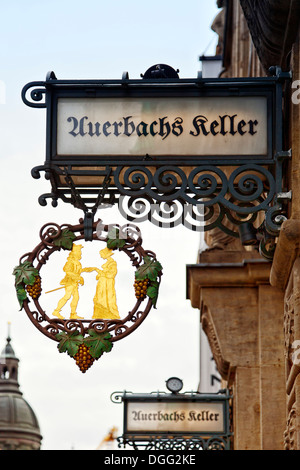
[117,435,230,451]
[12,220,162,373]
[116,163,279,238]
[30,160,288,243]
[21,81,47,108]
[115,164,274,206]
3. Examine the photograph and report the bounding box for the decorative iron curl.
[115,166,189,202]
[226,164,275,213]
[110,391,125,404]
[21,81,47,108]
[186,165,228,205]
[117,436,230,450]
[265,204,287,236]
[39,222,64,247]
[114,164,275,214]
[152,166,188,201]
[116,163,280,241]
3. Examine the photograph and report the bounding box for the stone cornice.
[239,0,300,71]
[187,259,271,309]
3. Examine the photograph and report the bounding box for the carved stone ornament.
[12,220,162,373]
[201,305,230,380]
[284,404,297,450]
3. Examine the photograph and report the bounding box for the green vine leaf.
[107,228,126,250]
[13,261,38,287]
[16,286,27,310]
[135,256,162,282]
[56,330,84,357]
[147,280,160,308]
[53,228,76,250]
[84,330,113,359]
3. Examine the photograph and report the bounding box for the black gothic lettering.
[87,121,101,137]
[67,116,79,137]
[113,121,123,137]
[172,117,183,137]
[79,116,88,136]
[219,115,228,136]
[210,119,219,136]
[149,120,158,136]
[159,117,171,140]
[103,121,111,136]
[66,112,261,141]
[136,121,149,137]
[95,122,101,136]
[237,119,247,135]
[123,116,135,136]
[248,119,258,135]
[229,114,237,135]
[190,115,210,136]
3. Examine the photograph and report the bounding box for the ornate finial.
[1,323,15,359]
[7,321,11,342]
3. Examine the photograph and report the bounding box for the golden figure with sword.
[50,244,85,320]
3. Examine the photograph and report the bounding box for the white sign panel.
[126,400,224,434]
[56,96,268,158]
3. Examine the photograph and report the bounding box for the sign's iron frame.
[22,65,291,256]
[111,387,233,450]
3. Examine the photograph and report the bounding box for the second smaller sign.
[126,400,224,434]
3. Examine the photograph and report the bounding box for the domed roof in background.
[0,329,42,450]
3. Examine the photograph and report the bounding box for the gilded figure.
[52,244,84,320]
[82,247,120,319]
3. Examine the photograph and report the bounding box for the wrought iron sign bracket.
[111,387,233,450]
[22,65,291,258]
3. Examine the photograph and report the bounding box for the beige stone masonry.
[187,252,286,449]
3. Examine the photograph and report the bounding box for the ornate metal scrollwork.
[23,69,291,259]
[117,435,231,450]
[30,158,289,259]
[115,161,286,238]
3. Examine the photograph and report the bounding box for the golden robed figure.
[82,247,120,320]
[51,245,120,320]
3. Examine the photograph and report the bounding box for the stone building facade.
[187,0,300,450]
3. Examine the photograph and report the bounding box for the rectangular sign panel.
[56,96,268,158]
[125,400,225,434]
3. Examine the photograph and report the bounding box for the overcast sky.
[0,0,219,450]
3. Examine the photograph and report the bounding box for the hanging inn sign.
[17,64,290,373]
[111,388,232,450]
[21,64,291,251]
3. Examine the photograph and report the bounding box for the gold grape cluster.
[74,343,96,373]
[26,275,42,300]
[134,278,150,300]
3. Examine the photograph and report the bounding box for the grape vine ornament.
[13,220,162,373]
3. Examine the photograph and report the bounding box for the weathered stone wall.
[187,0,300,450]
